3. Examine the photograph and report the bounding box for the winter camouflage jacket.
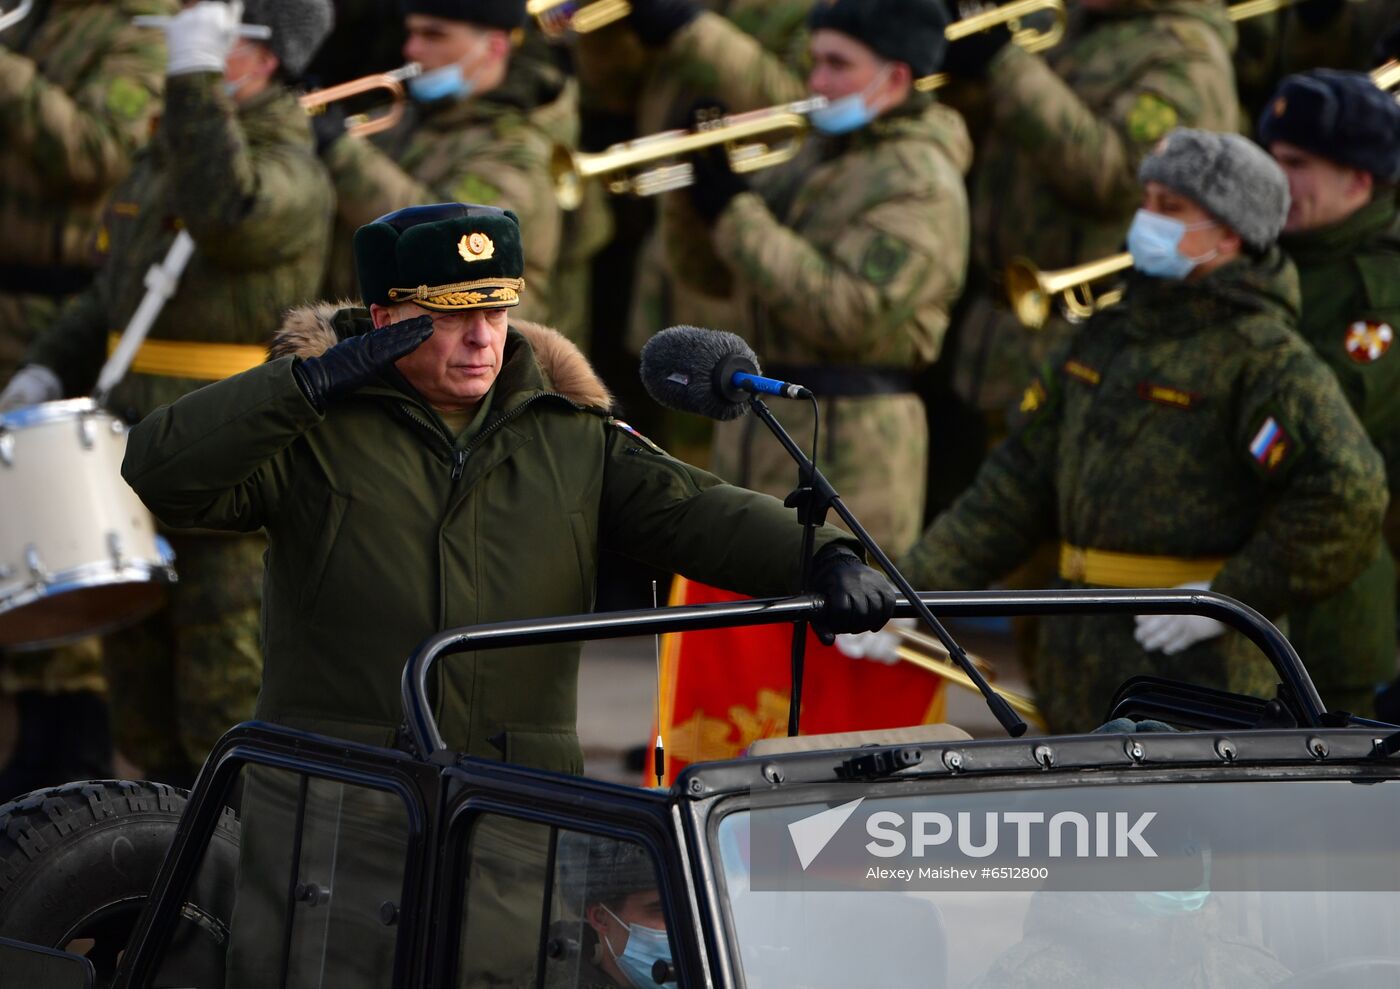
[27,74,333,421]
[0,0,174,371]
[948,0,1239,411]
[321,54,575,326]
[904,251,1387,730]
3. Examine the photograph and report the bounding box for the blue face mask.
[1134,889,1211,916]
[809,64,892,136]
[602,905,672,989]
[408,55,477,103]
[1126,208,1220,280]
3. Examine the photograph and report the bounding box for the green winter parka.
[121,305,853,772]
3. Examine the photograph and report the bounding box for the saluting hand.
[292,314,434,412]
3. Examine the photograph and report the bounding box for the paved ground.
[578,618,1037,784]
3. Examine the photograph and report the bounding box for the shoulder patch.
[1126,92,1178,145]
[451,174,503,207]
[860,232,911,286]
[105,77,151,121]
[1344,320,1394,364]
[1247,414,1300,476]
[1136,381,1200,410]
[1062,359,1102,387]
[608,418,667,455]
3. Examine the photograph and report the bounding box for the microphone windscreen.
[639,325,759,421]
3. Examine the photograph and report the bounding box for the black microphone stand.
[748,397,1027,739]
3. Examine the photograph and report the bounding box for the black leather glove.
[292,314,434,411]
[310,102,348,156]
[1375,676,1400,726]
[689,143,747,223]
[629,0,702,47]
[941,21,1013,79]
[809,544,898,641]
[1296,0,1345,30]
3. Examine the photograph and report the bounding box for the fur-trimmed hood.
[270,301,613,409]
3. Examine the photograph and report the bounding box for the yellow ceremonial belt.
[107,333,266,381]
[1059,543,1227,588]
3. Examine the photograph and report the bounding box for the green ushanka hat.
[354,203,525,312]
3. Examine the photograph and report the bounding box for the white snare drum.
[0,399,175,650]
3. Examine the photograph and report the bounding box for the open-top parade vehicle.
[2,586,1400,989]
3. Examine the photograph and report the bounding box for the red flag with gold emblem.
[644,578,946,786]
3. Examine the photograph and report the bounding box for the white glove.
[0,365,62,412]
[1133,581,1227,655]
[165,1,243,76]
[835,617,915,665]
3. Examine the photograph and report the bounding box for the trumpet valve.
[628,162,695,198]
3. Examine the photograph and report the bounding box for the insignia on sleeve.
[608,418,667,455]
[105,78,150,121]
[1126,93,1179,144]
[1020,379,1047,414]
[1248,416,1292,473]
[1061,359,1102,387]
[1344,320,1393,364]
[860,233,910,286]
[1136,381,1199,410]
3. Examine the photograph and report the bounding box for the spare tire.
[0,780,239,987]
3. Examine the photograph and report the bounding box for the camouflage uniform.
[0,0,173,377]
[320,53,575,329]
[570,3,815,354]
[902,253,1387,732]
[0,0,174,717]
[26,72,334,779]
[1237,0,1398,124]
[1278,189,1400,716]
[947,0,1239,416]
[659,21,970,551]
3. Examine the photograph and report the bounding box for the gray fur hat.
[242,0,335,79]
[1138,128,1291,251]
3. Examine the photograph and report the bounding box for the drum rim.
[0,397,105,430]
[0,558,177,615]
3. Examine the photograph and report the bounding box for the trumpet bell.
[300,64,420,139]
[1004,252,1135,330]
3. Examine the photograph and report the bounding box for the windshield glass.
[714,775,1400,989]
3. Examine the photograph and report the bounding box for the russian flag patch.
[1249,416,1290,472]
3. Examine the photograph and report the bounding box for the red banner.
[645,579,946,786]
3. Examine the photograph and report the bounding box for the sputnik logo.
[788,798,864,870]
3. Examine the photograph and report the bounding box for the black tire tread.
[0,779,238,899]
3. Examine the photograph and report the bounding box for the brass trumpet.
[529,0,631,37]
[0,0,33,33]
[552,98,823,210]
[1004,252,1134,331]
[915,0,1067,93]
[1374,59,1400,94]
[300,64,421,139]
[1226,0,1367,21]
[891,624,1047,730]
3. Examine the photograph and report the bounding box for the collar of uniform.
[421,53,568,129]
[1279,189,1399,267]
[1119,247,1301,340]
